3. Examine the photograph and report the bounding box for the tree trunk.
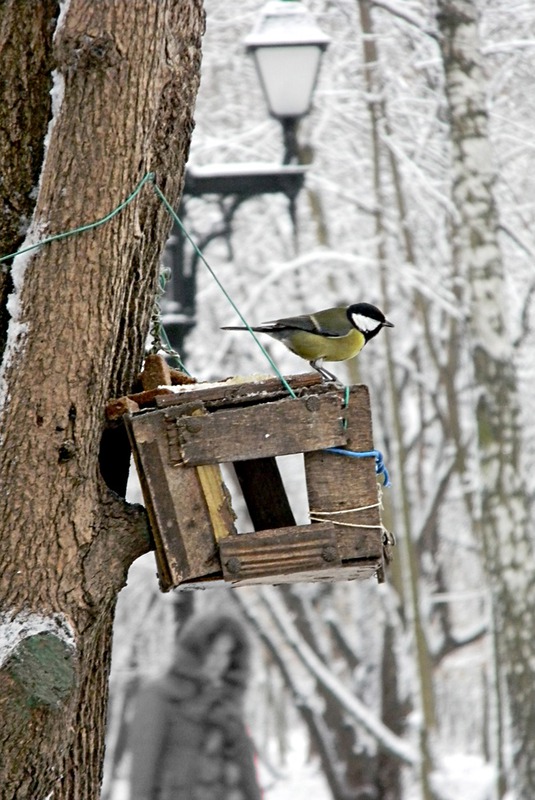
[0,0,59,352]
[436,1,535,796]
[0,2,204,798]
[356,3,436,797]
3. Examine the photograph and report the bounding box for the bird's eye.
[351,313,381,332]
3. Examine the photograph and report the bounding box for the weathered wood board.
[126,410,235,590]
[218,523,381,586]
[171,393,347,464]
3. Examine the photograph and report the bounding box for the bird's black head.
[346,303,394,341]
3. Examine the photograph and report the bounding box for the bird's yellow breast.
[285,328,365,362]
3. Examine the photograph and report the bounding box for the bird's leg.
[309,360,343,386]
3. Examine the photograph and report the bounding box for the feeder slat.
[127,412,233,590]
[305,384,383,569]
[233,457,296,531]
[227,565,379,587]
[219,523,381,586]
[219,523,341,581]
[155,372,323,409]
[171,392,347,465]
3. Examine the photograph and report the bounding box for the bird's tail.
[221,325,261,331]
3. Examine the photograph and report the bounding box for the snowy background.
[103,2,535,798]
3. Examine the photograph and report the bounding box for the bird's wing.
[261,308,350,338]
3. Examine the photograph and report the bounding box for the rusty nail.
[184,417,202,433]
[305,395,320,412]
[225,556,242,574]
[321,545,337,563]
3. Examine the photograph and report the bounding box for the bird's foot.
[310,361,344,387]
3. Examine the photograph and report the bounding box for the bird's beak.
[383,319,394,328]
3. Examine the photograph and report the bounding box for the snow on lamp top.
[244,1,330,120]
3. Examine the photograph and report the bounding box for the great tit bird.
[223,302,394,382]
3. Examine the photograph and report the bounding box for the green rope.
[342,385,350,429]
[151,181,297,398]
[0,171,297,396]
[0,172,155,263]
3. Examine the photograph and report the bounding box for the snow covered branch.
[259,587,419,766]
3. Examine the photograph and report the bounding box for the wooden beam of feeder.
[219,523,381,586]
[155,372,323,409]
[233,457,296,531]
[126,412,233,589]
[304,384,385,578]
[196,463,235,543]
[172,392,348,465]
[220,524,341,580]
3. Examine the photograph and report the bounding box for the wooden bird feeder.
[113,362,390,591]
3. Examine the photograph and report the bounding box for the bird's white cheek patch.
[351,313,381,333]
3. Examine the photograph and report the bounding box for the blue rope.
[324,447,391,487]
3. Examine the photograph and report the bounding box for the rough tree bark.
[0,0,59,353]
[0,2,204,798]
[436,1,535,797]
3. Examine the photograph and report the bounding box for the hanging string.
[341,384,350,429]
[309,502,384,528]
[0,172,293,394]
[0,172,155,264]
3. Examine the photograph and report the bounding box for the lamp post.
[163,1,330,355]
[245,0,330,163]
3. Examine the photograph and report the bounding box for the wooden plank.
[330,528,384,560]
[344,384,375,451]
[126,416,188,590]
[141,353,171,390]
[233,457,296,531]
[155,372,323,409]
[229,563,380,587]
[304,384,384,569]
[163,462,230,576]
[304,455,382,565]
[171,392,348,465]
[165,403,237,544]
[157,380,370,420]
[196,463,237,543]
[219,523,341,582]
[179,562,380,588]
[219,523,382,586]
[126,413,230,590]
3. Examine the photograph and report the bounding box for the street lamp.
[244,0,330,163]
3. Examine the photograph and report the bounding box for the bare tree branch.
[258,587,418,766]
